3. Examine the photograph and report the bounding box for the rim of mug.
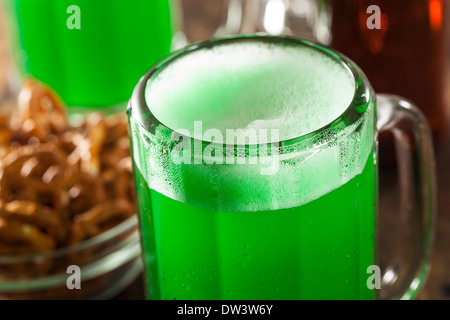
[129,34,374,148]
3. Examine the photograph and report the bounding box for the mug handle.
[377,94,436,300]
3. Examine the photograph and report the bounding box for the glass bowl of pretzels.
[0,80,141,299]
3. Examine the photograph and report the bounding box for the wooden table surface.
[0,0,449,300]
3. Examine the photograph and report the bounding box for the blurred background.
[0,0,449,300]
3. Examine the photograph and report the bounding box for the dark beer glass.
[329,0,447,147]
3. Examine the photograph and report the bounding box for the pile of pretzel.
[0,80,136,255]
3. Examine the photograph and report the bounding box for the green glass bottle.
[4,0,174,109]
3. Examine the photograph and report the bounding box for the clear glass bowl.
[0,215,142,300]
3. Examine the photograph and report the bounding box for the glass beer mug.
[127,35,435,300]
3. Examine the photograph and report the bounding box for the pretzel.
[103,114,129,146]
[17,80,66,141]
[0,201,69,245]
[70,200,135,244]
[68,113,106,176]
[0,144,71,213]
[57,131,78,156]
[67,172,107,217]
[0,79,136,258]
[0,218,56,254]
[100,136,130,169]
[0,114,12,146]
[0,79,140,300]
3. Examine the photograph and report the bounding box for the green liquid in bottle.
[5,0,173,108]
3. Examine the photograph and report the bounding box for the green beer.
[128,36,377,300]
[4,0,173,108]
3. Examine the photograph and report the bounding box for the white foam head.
[145,40,356,142]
